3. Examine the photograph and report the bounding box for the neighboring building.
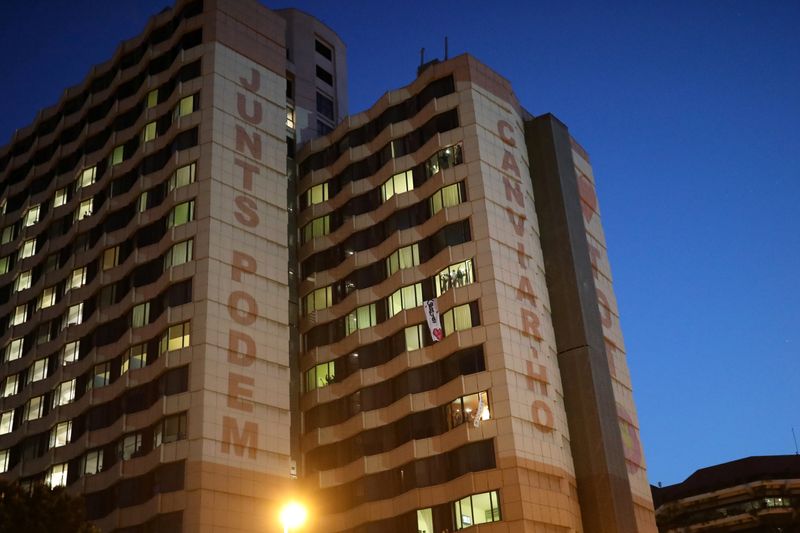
[0,1,656,532]
[652,455,800,532]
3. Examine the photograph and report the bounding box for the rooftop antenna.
[793,427,799,455]
[444,36,449,60]
[420,47,425,68]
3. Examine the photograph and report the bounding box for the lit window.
[122,344,147,374]
[303,286,333,315]
[430,183,464,215]
[137,191,149,213]
[386,243,420,276]
[28,358,48,383]
[67,267,87,290]
[24,395,45,421]
[417,508,434,533]
[53,379,76,407]
[118,433,143,460]
[91,362,111,389]
[169,162,196,190]
[77,166,97,188]
[1,374,19,398]
[159,321,191,354]
[442,303,475,336]
[286,107,295,129]
[131,302,151,328]
[5,339,24,362]
[19,238,36,260]
[75,198,93,221]
[167,200,195,227]
[45,463,68,489]
[84,449,103,475]
[155,413,187,447]
[49,421,72,449]
[146,89,158,108]
[447,391,490,429]
[304,183,328,206]
[454,490,501,529]
[39,285,57,309]
[23,205,40,227]
[64,303,83,328]
[164,239,193,268]
[301,215,330,244]
[110,145,124,166]
[102,246,120,270]
[54,187,68,207]
[175,95,196,118]
[0,255,10,274]
[142,121,157,142]
[14,270,32,292]
[381,170,414,202]
[62,341,80,364]
[405,324,425,351]
[345,303,377,335]
[426,143,463,177]
[0,198,5,215]
[0,411,13,434]
[10,304,27,326]
[435,259,475,296]
[388,282,423,317]
[1,224,15,244]
[0,449,9,473]
[305,361,336,392]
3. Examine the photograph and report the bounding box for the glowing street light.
[280,501,307,533]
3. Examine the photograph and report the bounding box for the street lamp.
[280,501,307,533]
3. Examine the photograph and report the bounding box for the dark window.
[315,39,333,60]
[316,65,333,85]
[316,92,334,120]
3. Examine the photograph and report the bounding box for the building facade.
[295,55,656,533]
[652,455,800,532]
[0,1,655,532]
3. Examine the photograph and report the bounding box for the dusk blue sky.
[1,1,798,486]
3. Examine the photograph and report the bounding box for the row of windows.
[1,236,193,361]
[340,490,501,533]
[300,179,465,248]
[304,343,484,432]
[2,263,193,363]
[302,262,477,351]
[307,390,490,471]
[298,110,460,219]
[301,195,470,280]
[2,278,192,387]
[316,439,495,512]
[1,9,202,178]
[2,186,194,303]
[299,76,456,176]
[0,366,188,467]
[301,220,471,317]
[299,143,463,257]
[0,412,186,479]
[0,129,199,310]
[2,92,196,235]
[0,321,189,415]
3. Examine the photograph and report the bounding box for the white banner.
[424,299,443,342]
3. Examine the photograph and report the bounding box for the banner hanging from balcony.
[424,299,443,342]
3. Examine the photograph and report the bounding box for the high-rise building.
[0,1,655,532]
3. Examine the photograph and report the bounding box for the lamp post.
[280,501,307,533]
